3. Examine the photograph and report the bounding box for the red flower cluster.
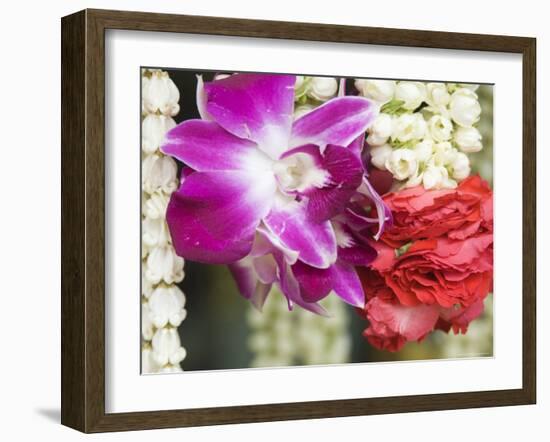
[358,175,493,351]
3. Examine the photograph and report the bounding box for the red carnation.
[359,175,493,351]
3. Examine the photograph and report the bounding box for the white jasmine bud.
[308,77,338,101]
[355,79,396,104]
[453,126,483,153]
[392,113,427,143]
[450,151,471,180]
[367,113,393,146]
[449,88,481,127]
[142,114,176,154]
[142,70,180,116]
[370,144,393,170]
[385,148,418,180]
[427,114,453,142]
[395,81,427,110]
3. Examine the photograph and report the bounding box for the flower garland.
[141,69,187,373]
[358,80,483,190]
[247,288,351,367]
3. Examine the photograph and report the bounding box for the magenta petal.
[290,96,377,149]
[166,170,277,264]
[229,259,272,310]
[305,145,363,222]
[264,197,337,269]
[228,258,257,299]
[293,259,365,307]
[292,260,333,303]
[358,177,393,240]
[329,260,365,307]
[162,120,271,172]
[338,242,377,266]
[204,74,296,159]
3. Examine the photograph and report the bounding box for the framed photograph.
[61,9,536,433]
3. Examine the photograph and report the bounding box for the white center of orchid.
[272,152,329,193]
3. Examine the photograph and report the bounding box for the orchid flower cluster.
[141,69,187,373]
[161,73,389,315]
[358,80,484,190]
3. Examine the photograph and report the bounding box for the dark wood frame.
[61,8,537,433]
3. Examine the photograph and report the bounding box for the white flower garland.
[141,69,187,373]
[247,289,351,367]
[357,80,484,190]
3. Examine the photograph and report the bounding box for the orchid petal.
[290,96,377,149]
[228,258,272,311]
[306,145,363,221]
[166,170,277,264]
[162,120,272,172]
[264,195,337,269]
[204,74,296,159]
[358,177,393,240]
[292,259,365,307]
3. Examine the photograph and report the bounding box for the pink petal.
[162,120,272,172]
[290,96,377,149]
[195,75,213,121]
[367,297,440,342]
[264,196,337,269]
[204,73,296,159]
[166,170,277,264]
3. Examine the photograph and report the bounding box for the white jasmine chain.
[450,151,471,180]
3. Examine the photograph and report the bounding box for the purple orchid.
[162,73,380,310]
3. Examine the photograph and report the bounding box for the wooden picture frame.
[61,8,536,433]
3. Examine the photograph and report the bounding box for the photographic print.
[140,69,494,373]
